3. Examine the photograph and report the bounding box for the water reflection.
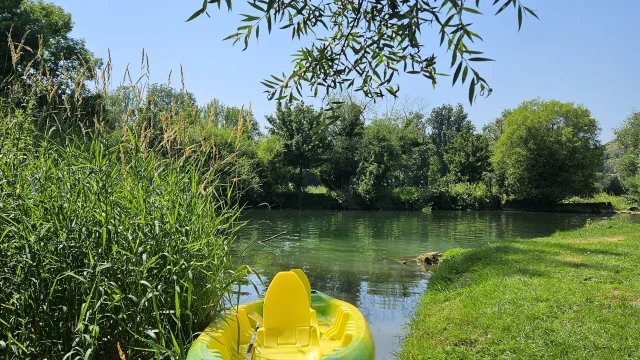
[235,210,631,360]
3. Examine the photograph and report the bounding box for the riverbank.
[399,218,640,359]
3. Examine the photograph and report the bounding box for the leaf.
[518,5,523,31]
[495,0,512,15]
[468,57,495,62]
[469,78,476,104]
[523,6,540,19]
[266,0,275,11]
[241,14,260,22]
[186,8,205,22]
[452,61,463,86]
[223,32,240,41]
[462,65,469,84]
[248,1,265,11]
[463,7,483,15]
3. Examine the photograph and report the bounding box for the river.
[234,210,638,360]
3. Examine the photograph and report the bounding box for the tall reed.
[0,34,251,359]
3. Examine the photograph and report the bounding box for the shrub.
[446,182,499,210]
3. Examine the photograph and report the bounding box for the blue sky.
[52,0,638,142]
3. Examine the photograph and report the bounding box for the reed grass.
[0,33,251,359]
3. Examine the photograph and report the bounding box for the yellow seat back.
[291,268,311,303]
[263,271,311,345]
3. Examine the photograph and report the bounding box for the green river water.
[235,210,638,360]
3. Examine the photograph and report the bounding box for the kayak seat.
[205,308,253,360]
[291,268,319,329]
[205,330,231,360]
[326,306,355,347]
[253,271,322,359]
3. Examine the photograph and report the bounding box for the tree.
[613,111,640,200]
[266,101,327,191]
[493,99,603,203]
[354,119,402,204]
[1,0,100,86]
[187,0,538,104]
[426,103,474,178]
[482,109,512,142]
[317,99,365,191]
[444,121,491,183]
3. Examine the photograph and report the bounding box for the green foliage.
[446,182,498,210]
[0,137,244,359]
[444,122,492,183]
[316,99,365,193]
[563,193,638,212]
[391,186,428,211]
[200,98,260,138]
[493,99,604,203]
[305,185,329,194]
[594,173,625,196]
[354,119,403,204]
[0,108,246,360]
[613,111,640,200]
[482,108,511,143]
[255,133,294,194]
[188,0,538,105]
[400,218,640,359]
[0,45,255,358]
[0,0,101,85]
[426,104,491,183]
[266,100,328,190]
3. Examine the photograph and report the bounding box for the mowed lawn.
[399,218,640,359]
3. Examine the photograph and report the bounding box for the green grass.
[399,218,640,359]
[305,185,329,194]
[563,192,638,211]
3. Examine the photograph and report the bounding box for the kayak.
[186,269,375,360]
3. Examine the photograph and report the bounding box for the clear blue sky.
[52,0,638,142]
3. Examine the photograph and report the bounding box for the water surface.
[235,210,635,359]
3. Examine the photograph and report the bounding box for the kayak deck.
[187,270,374,360]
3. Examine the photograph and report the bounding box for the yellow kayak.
[186,269,375,360]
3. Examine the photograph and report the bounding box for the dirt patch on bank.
[570,236,625,244]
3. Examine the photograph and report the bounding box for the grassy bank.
[399,218,640,359]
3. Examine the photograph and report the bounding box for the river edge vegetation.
[0,6,258,358]
[399,217,640,359]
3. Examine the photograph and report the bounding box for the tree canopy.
[1,0,100,86]
[492,99,603,203]
[187,0,539,105]
[613,111,640,200]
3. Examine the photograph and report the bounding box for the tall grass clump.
[0,36,250,359]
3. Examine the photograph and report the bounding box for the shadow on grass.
[432,240,628,288]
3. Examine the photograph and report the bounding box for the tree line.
[107,86,638,211]
[2,0,638,212]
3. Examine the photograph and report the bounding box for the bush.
[594,173,626,196]
[446,182,500,210]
